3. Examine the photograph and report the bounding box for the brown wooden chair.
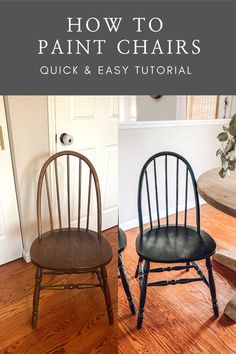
[30,151,113,328]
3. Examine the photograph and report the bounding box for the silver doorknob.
[60,133,73,145]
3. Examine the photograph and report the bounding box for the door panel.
[0,96,22,264]
[53,96,118,230]
[102,145,118,227]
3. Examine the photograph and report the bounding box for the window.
[176,95,232,121]
[118,96,233,123]
[186,96,219,120]
[119,96,137,122]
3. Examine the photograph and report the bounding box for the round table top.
[198,168,236,218]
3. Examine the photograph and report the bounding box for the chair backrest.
[138,151,200,236]
[37,150,102,238]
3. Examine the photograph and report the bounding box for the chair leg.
[186,261,190,272]
[118,253,136,315]
[135,257,143,278]
[96,269,104,291]
[101,266,114,325]
[32,267,42,329]
[137,261,150,329]
[135,262,139,278]
[206,257,219,317]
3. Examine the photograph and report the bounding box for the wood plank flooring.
[1,206,236,353]
[0,228,118,354]
[118,205,236,354]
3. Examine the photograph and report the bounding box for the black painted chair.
[118,228,135,315]
[135,152,218,329]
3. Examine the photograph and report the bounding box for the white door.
[50,96,118,230]
[0,96,22,264]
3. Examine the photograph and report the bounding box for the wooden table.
[198,168,236,321]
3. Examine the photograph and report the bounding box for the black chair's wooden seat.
[118,228,127,254]
[136,225,216,263]
[30,228,113,271]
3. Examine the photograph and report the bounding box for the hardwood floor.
[118,205,236,354]
[0,228,118,354]
[1,206,236,354]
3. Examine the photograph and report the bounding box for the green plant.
[217,113,236,178]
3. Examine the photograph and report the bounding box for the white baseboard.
[22,248,31,263]
[120,199,206,231]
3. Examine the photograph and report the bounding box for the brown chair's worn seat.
[30,228,113,271]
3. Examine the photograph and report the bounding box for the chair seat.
[118,228,127,253]
[136,225,216,263]
[30,228,113,271]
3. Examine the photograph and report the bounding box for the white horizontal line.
[118,119,230,130]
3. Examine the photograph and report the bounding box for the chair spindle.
[176,158,179,227]
[153,159,160,228]
[86,170,92,230]
[78,158,82,229]
[184,167,189,227]
[45,171,53,231]
[67,155,71,229]
[145,170,153,229]
[54,159,62,229]
[165,155,169,226]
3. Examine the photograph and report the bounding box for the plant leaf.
[229,113,236,136]
[225,139,235,153]
[217,132,228,141]
[221,154,226,163]
[219,168,227,178]
[222,160,229,170]
[229,161,236,171]
[223,126,229,132]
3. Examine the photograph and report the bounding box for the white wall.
[230,97,236,116]
[119,121,225,230]
[5,96,49,259]
[4,95,235,257]
[122,95,236,122]
[136,96,177,121]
